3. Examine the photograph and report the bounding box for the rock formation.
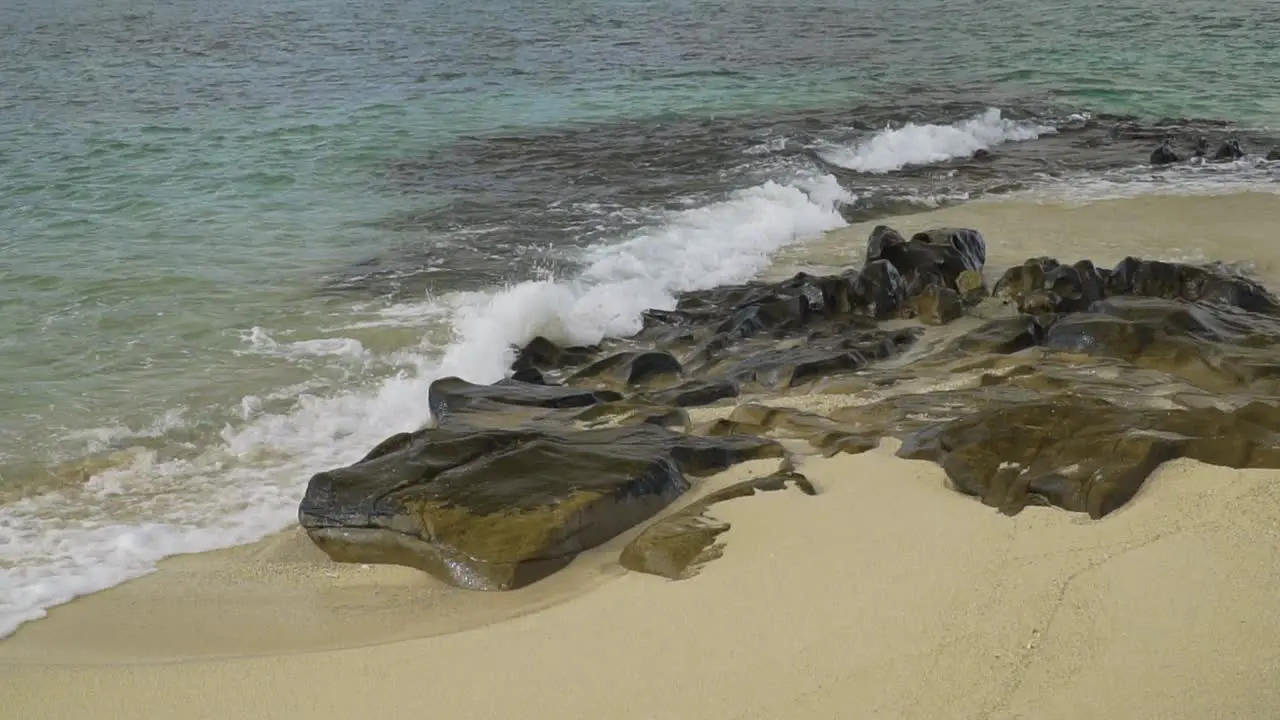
[301,223,1280,586]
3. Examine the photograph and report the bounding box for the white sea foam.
[0,172,852,638]
[817,108,1056,173]
[237,327,371,361]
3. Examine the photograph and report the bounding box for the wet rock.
[620,469,815,580]
[994,256,1279,318]
[865,225,987,297]
[1044,296,1280,392]
[1107,257,1280,314]
[955,269,987,304]
[569,350,683,389]
[909,285,964,325]
[509,367,548,385]
[852,260,908,319]
[650,380,739,408]
[1212,139,1245,161]
[909,227,987,277]
[299,424,784,590]
[1150,140,1181,165]
[511,336,599,376]
[865,225,909,266]
[947,315,1047,355]
[899,396,1280,518]
[992,257,1106,315]
[1268,149,1280,161]
[428,376,622,426]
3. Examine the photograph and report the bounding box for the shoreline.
[5,446,1280,718]
[7,190,1280,718]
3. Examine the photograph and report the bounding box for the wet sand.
[6,192,1280,719]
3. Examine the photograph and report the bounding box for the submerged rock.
[299,424,783,590]
[1213,139,1245,161]
[1150,140,1181,165]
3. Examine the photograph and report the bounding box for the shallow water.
[1,0,1279,637]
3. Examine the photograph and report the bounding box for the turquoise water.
[1,0,1277,635]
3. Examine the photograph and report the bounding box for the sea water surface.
[1,0,1278,635]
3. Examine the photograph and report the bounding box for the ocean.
[1,0,1277,636]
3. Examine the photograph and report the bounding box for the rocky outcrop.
[301,221,1280,588]
[300,424,783,590]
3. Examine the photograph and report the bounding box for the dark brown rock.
[428,376,622,426]
[299,424,784,590]
[898,395,1280,519]
[569,350,683,389]
[1106,257,1280,314]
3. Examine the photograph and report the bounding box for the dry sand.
[7,193,1280,719]
[4,441,1280,720]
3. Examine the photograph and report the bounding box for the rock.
[619,470,815,580]
[1044,296,1280,392]
[947,315,1046,355]
[650,380,739,408]
[909,227,987,276]
[569,350,682,389]
[299,424,784,590]
[1268,149,1280,161]
[994,256,1279,318]
[1107,257,1280,314]
[909,285,964,325]
[509,367,548,385]
[428,376,622,427]
[866,225,909,266]
[993,257,1056,298]
[1213,139,1245,161]
[955,269,987,304]
[898,396,1280,518]
[511,336,599,376]
[864,225,987,297]
[306,216,1280,589]
[1150,140,1181,165]
[853,260,908,319]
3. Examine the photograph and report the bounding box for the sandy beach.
[6,193,1280,719]
[4,443,1280,720]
